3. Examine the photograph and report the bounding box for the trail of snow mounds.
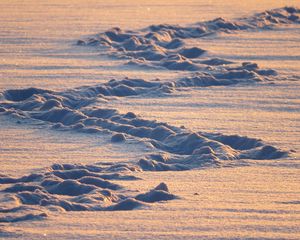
[0,7,296,224]
[0,163,176,222]
[77,7,299,72]
[0,83,288,173]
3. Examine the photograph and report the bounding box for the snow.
[0,1,300,239]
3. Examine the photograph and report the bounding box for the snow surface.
[0,1,300,239]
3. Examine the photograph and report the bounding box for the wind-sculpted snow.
[77,7,299,71]
[0,83,288,173]
[0,162,177,222]
[0,94,287,221]
[1,7,295,224]
[0,76,289,224]
[0,70,278,126]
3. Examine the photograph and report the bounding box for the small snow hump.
[111,133,126,142]
[76,40,86,46]
[153,182,169,192]
[135,184,178,203]
[179,47,206,59]
[4,88,52,102]
[109,198,146,211]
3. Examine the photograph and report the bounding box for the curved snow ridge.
[0,85,288,172]
[0,212,48,223]
[0,164,177,222]
[0,71,277,119]
[77,7,299,71]
[82,64,276,94]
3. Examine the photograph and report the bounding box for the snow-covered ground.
[0,1,299,239]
